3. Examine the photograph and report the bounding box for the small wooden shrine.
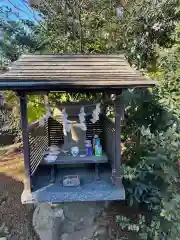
[0,54,155,204]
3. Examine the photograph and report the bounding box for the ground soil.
[0,150,39,240]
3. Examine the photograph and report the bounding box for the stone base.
[33,202,110,240]
[33,203,65,240]
[23,165,125,204]
[21,182,125,204]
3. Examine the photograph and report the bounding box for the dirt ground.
[0,150,39,240]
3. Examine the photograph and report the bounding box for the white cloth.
[44,154,57,163]
[39,111,52,126]
[62,108,71,135]
[91,103,101,123]
[78,107,87,131]
[116,6,124,19]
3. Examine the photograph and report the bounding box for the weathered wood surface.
[19,93,32,191]
[0,54,156,90]
[114,94,123,187]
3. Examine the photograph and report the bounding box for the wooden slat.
[2,76,147,81]
[30,156,41,167]
[30,150,46,162]
[86,117,104,141]
[30,155,42,169]
[29,139,45,148]
[30,143,47,158]
[13,62,129,66]
[30,158,42,173]
[11,68,134,72]
[29,135,47,144]
[0,79,152,85]
[3,77,146,82]
[21,54,125,57]
[42,153,108,165]
[20,54,125,60]
[8,73,138,77]
[31,164,40,176]
[29,134,48,174]
[48,118,64,146]
[30,149,45,161]
[4,72,142,77]
[15,59,126,63]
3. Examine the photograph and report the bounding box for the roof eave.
[0,80,156,92]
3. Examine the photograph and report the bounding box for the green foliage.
[0,7,39,68]
[36,0,122,53]
[117,10,180,238]
[123,88,170,133]
[2,92,46,125]
[2,91,20,132]
[49,92,101,104]
[121,0,179,70]
[156,24,180,118]
[117,210,180,240]
[122,123,180,206]
[119,58,180,237]
[27,95,46,123]
[118,123,180,239]
[34,0,180,73]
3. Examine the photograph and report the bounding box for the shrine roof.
[0,54,156,91]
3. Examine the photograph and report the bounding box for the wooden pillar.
[19,92,32,192]
[113,93,124,187]
[44,94,51,147]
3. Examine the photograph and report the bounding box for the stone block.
[33,203,64,240]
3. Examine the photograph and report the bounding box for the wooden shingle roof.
[0,54,156,91]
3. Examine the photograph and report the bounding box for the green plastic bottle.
[95,139,102,156]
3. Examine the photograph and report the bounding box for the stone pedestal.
[33,203,65,240]
[33,201,111,240]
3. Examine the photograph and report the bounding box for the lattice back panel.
[29,121,48,176]
[85,115,104,141]
[48,117,64,146]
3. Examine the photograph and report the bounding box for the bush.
[118,123,180,239]
[117,18,180,240]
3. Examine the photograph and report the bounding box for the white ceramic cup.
[71,146,79,156]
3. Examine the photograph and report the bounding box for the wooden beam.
[113,92,124,187]
[19,92,32,192]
